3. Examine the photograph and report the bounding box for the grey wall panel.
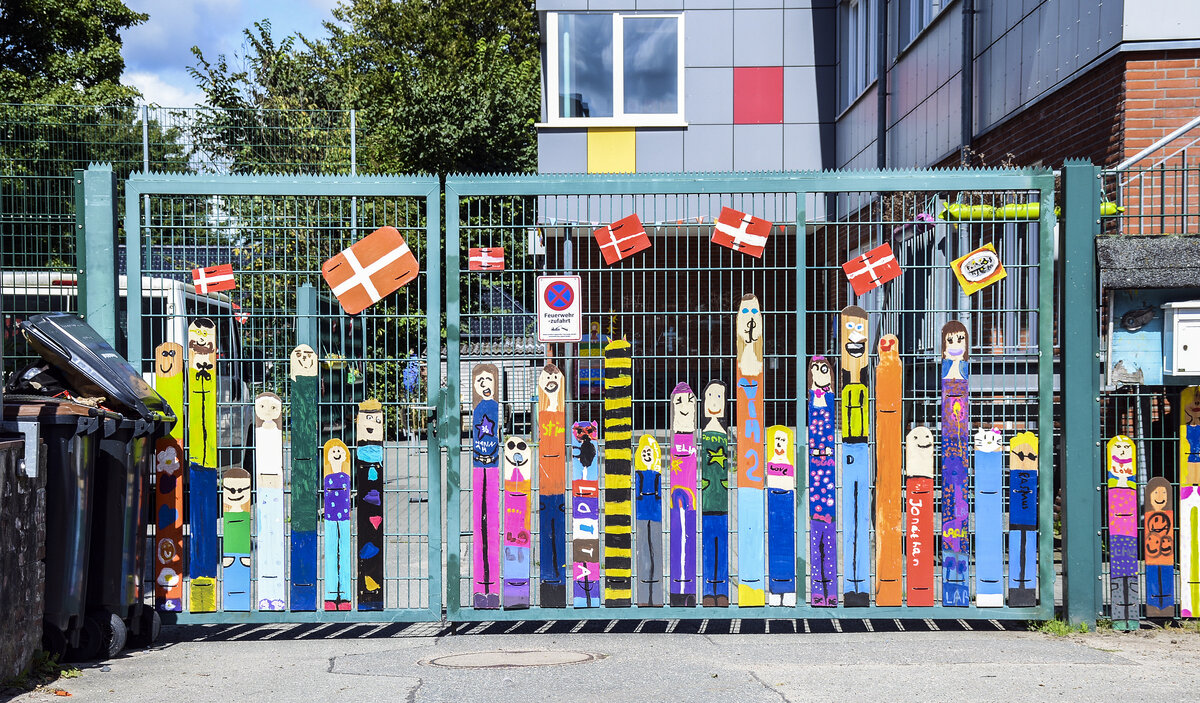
[1077,0,1100,66]
[783,66,825,123]
[733,124,784,170]
[685,67,734,124]
[683,124,735,170]
[733,9,785,66]
[537,0,589,10]
[636,0,684,9]
[636,128,686,172]
[587,0,638,10]
[684,0,734,10]
[783,8,836,67]
[734,0,783,8]
[1125,1,1200,40]
[835,85,876,169]
[783,122,828,170]
[538,129,589,173]
[784,0,835,7]
[685,10,735,68]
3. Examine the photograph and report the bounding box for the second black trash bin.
[11,313,175,659]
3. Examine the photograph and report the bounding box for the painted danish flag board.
[842,242,902,296]
[593,214,650,265]
[321,225,420,315]
[468,247,506,272]
[537,276,582,343]
[711,207,772,258]
[191,263,236,294]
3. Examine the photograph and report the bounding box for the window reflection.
[559,14,613,118]
[623,17,678,115]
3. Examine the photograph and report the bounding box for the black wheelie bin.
[12,313,174,659]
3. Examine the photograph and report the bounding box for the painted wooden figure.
[807,356,838,607]
[471,363,502,609]
[356,399,386,611]
[635,435,665,607]
[736,294,767,606]
[766,425,796,606]
[187,320,219,613]
[571,421,601,608]
[1182,386,1200,617]
[1144,476,1176,618]
[670,383,699,607]
[940,320,971,607]
[323,439,353,610]
[289,344,320,611]
[153,343,186,612]
[1107,435,1139,629]
[503,436,533,609]
[840,305,871,607]
[253,392,286,611]
[537,364,568,608]
[1008,431,1039,607]
[874,334,903,606]
[974,427,1005,607]
[221,467,252,610]
[905,426,936,606]
[700,380,731,607]
[603,339,634,607]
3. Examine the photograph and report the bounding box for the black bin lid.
[18,313,174,424]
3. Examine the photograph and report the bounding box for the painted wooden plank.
[974,427,1004,607]
[940,320,971,607]
[1007,431,1039,607]
[571,421,601,608]
[670,383,699,607]
[471,363,502,609]
[905,427,936,606]
[355,399,386,611]
[766,425,796,606]
[635,435,665,607]
[503,436,533,609]
[322,439,353,610]
[187,319,219,613]
[736,294,766,607]
[807,356,838,607]
[874,334,903,607]
[221,466,252,611]
[1183,386,1200,617]
[700,380,731,607]
[1145,476,1177,618]
[289,344,320,611]
[153,343,186,612]
[537,364,568,608]
[603,339,634,607]
[1107,435,1139,628]
[253,392,286,611]
[840,305,871,607]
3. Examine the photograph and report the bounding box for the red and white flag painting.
[231,303,248,324]
[842,243,902,296]
[711,207,772,258]
[593,214,651,265]
[191,264,236,294]
[468,247,505,272]
[321,225,420,315]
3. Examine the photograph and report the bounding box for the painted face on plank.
[878,334,899,363]
[637,435,662,472]
[324,440,350,475]
[472,364,499,404]
[671,382,697,434]
[1147,477,1172,511]
[808,356,832,392]
[941,321,969,361]
[703,381,726,419]
[1108,435,1135,480]
[1009,432,1039,472]
[290,344,318,380]
[156,342,184,377]
[973,427,1003,453]
[769,427,791,463]
[840,306,869,378]
[356,398,385,441]
[735,294,764,376]
[538,364,564,404]
[188,319,217,370]
[904,426,935,478]
[255,392,282,428]
[221,468,252,509]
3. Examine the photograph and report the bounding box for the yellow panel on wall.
[587,128,636,174]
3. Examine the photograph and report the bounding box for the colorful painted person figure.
[1007,431,1039,607]
[807,356,837,607]
[502,436,533,609]
[254,392,286,611]
[153,341,186,612]
[288,344,321,612]
[699,380,731,607]
[1107,435,1139,627]
[323,439,353,610]
[1144,476,1176,617]
[472,363,502,609]
[355,399,386,611]
[669,382,699,607]
[635,435,664,607]
[974,426,1004,607]
[537,364,568,607]
[839,305,871,607]
[940,320,971,607]
[765,425,796,606]
[1184,387,1200,617]
[736,294,767,607]
[905,426,936,606]
[571,421,601,608]
[220,467,253,611]
[186,320,219,613]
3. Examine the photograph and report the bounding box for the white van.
[2,271,255,468]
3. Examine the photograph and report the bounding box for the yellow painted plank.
[587,128,636,174]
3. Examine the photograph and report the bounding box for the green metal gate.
[125,172,443,623]
[443,169,1057,622]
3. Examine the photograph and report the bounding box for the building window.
[547,13,685,126]
[840,0,877,110]
[898,0,946,49]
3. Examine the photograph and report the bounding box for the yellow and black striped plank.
[603,338,633,607]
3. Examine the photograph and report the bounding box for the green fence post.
[1060,158,1103,628]
[77,164,119,347]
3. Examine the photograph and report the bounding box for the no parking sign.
[537,275,582,342]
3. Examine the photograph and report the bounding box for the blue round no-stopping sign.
[544,281,573,311]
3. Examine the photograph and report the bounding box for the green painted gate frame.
[123,171,444,623]
[443,168,1059,622]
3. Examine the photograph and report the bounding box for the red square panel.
[733,67,784,125]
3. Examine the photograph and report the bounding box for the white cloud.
[127,71,207,108]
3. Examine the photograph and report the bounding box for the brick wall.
[0,439,43,680]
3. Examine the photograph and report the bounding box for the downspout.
[960,0,975,165]
[876,0,888,168]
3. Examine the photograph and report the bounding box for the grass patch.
[1163,619,1200,634]
[0,651,81,696]
[1030,619,1091,636]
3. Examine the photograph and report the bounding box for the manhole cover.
[422,650,601,669]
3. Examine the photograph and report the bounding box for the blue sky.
[121,0,340,107]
